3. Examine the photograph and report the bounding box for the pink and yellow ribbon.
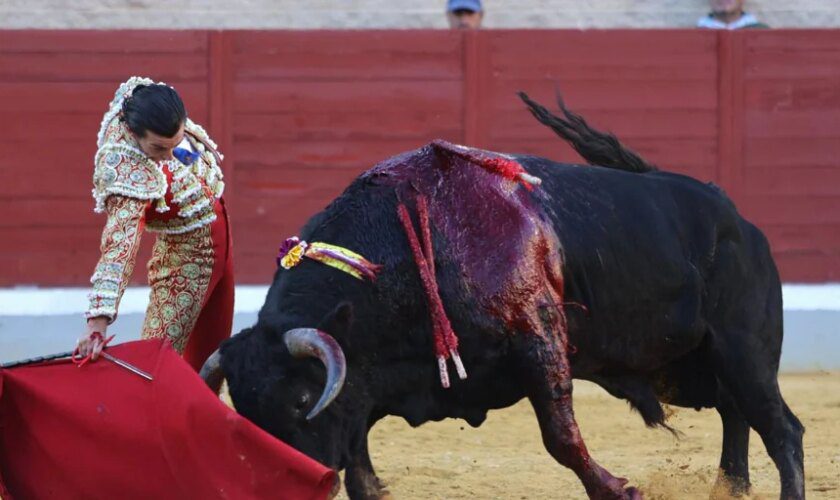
[277,237,381,281]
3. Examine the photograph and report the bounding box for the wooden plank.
[745,53,840,80]
[208,31,234,199]
[739,195,840,226]
[745,109,840,138]
[716,32,740,202]
[0,227,102,253]
[227,253,275,284]
[231,139,434,170]
[0,141,95,197]
[231,31,462,81]
[0,82,208,116]
[235,164,370,191]
[0,254,99,286]
[744,167,840,196]
[491,79,718,111]
[762,224,840,253]
[744,79,840,111]
[774,254,840,282]
[0,112,102,141]
[232,80,462,114]
[744,31,840,80]
[0,199,98,228]
[486,108,718,140]
[472,32,492,149]
[744,30,840,51]
[726,31,746,204]
[232,167,363,221]
[231,110,461,142]
[0,30,208,54]
[235,217,327,250]
[0,83,118,112]
[745,137,840,169]
[462,30,481,145]
[485,30,717,81]
[0,54,208,82]
[234,196,348,232]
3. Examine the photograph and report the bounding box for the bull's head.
[200,303,355,467]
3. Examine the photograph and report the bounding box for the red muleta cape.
[0,338,335,500]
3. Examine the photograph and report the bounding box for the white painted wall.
[0,285,837,316]
[2,0,836,29]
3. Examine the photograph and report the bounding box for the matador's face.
[134,122,185,163]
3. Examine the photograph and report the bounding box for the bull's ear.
[317,302,354,336]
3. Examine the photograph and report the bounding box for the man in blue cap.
[447,0,483,29]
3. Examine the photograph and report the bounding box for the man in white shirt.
[446,0,483,30]
[697,0,769,29]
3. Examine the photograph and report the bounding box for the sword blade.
[101,352,154,381]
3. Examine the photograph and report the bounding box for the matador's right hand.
[77,317,110,361]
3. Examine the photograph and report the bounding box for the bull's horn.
[199,349,225,394]
[283,328,347,420]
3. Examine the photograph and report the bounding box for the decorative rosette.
[277,237,309,270]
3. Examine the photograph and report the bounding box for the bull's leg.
[514,333,641,500]
[344,442,388,500]
[710,334,805,500]
[344,424,389,500]
[713,392,751,497]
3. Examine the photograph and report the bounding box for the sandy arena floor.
[335,372,839,499]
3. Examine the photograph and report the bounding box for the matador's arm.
[86,196,149,321]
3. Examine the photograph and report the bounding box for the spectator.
[697,0,769,29]
[447,0,483,30]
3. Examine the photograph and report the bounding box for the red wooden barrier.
[0,30,838,285]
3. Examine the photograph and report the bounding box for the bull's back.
[518,157,745,368]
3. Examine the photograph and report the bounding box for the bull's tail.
[518,91,658,174]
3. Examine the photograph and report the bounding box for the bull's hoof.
[346,488,393,500]
[364,491,393,500]
[623,486,643,500]
[589,469,642,500]
[711,470,751,498]
[591,483,643,500]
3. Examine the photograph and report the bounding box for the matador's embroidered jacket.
[86,77,226,321]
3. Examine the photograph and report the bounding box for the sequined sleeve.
[86,196,149,321]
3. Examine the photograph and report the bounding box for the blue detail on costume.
[173,147,200,166]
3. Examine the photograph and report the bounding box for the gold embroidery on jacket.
[140,226,214,352]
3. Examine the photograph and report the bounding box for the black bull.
[202,94,804,500]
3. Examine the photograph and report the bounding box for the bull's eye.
[295,393,311,412]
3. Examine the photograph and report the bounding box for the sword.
[1,350,154,381]
[100,352,154,381]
